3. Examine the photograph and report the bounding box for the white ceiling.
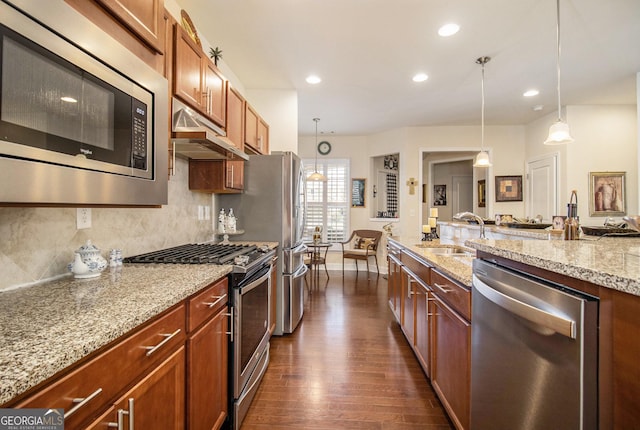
[176,0,640,136]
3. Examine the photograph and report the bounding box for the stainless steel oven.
[124,243,274,430]
[230,263,272,430]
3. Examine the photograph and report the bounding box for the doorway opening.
[420,150,491,227]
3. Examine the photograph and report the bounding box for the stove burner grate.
[123,243,257,265]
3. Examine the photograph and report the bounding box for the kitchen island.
[389,233,640,430]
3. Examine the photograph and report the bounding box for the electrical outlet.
[198,205,204,220]
[77,208,92,229]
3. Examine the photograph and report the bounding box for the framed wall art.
[495,175,523,202]
[478,179,486,207]
[351,178,366,208]
[589,171,626,216]
[433,184,447,206]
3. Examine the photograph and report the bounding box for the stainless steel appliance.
[471,259,598,430]
[0,0,167,205]
[124,242,274,430]
[220,151,308,335]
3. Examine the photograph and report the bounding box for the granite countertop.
[438,220,563,240]
[0,263,232,405]
[466,237,640,297]
[388,236,474,286]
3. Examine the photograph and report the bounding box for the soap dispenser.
[564,190,580,240]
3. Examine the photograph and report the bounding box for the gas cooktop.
[123,243,257,265]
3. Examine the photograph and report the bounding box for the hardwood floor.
[240,271,453,430]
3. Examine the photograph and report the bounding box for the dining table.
[304,242,331,291]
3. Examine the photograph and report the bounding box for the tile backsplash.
[0,158,213,291]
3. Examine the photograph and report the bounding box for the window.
[302,158,350,246]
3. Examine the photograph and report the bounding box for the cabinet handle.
[144,329,181,357]
[171,141,176,176]
[65,388,103,418]
[204,294,227,309]
[126,398,134,430]
[434,283,453,293]
[225,309,234,342]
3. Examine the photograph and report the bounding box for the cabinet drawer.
[401,251,431,286]
[188,277,229,332]
[16,304,186,428]
[431,270,470,321]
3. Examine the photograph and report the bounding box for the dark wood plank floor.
[240,270,453,430]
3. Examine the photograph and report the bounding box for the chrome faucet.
[453,212,486,239]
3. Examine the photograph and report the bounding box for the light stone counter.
[466,237,640,297]
[0,263,232,405]
[388,236,475,286]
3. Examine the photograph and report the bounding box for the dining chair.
[340,230,382,275]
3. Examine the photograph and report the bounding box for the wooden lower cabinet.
[400,266,415,344]
[387,254,402,321]
[431,293,471,430]
[187,309,228,430]
[414,283,431,378]
[87,346,185,429]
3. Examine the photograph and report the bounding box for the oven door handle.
[473,272,576,339]
[238,266,271,295]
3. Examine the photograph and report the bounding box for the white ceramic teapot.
[68,240,108,278]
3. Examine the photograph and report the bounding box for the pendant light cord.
[313,117,320,173]
[475,56,490,152]
[555,0,563,121]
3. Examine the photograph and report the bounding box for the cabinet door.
[203,62,226,127]
[387,255,401,321]
[174,27,203,110]
[244,104,258,151]
[226,160,244,190]
[87,347,185,429]
[226,86,245,150]
[431,295,470,430]
[400,267,415,344]
[94,0,163,53]
[258,118,269,154]
[187,309,228,430]
[414,284,431,377]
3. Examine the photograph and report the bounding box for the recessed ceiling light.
[533,105,544,111]
[523,89,539,97]
[438,23,460,37]
[60,96,77,103]
[412,73,429,83]
[306,75,321,84]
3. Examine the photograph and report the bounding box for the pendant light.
[307,118,328,182]
[544,0,574,145]
[473,56,492,168]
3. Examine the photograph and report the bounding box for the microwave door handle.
[473,273,576,339]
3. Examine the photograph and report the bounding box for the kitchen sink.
[413,245,475,257]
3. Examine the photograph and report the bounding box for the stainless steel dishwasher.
[471,259,598,430]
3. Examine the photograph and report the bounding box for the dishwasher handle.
[473,272,576,339]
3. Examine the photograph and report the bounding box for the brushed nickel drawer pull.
[434,283,453,293]
[203,294,227,309]
[144,329,181,357]
[65,388,103,418]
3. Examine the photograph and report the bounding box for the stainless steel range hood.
[171,97,248,161]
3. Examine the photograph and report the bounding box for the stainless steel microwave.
[0,0,168,205]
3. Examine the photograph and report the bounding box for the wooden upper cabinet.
[173,26,226,128]
[94,0,164,53]
[244,103,269,154]
[258,117,269,154]
[226,86,245,150]
[244,104,259,151]
[203,61,226,127]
